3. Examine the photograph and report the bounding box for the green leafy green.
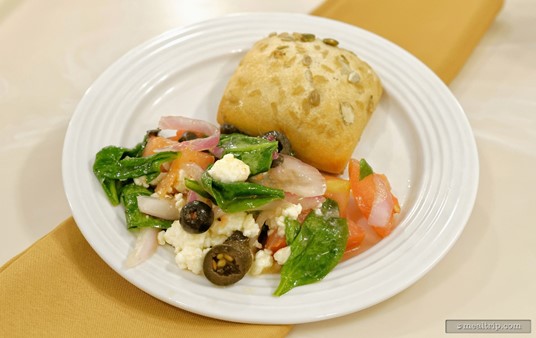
[120,184,173,229]
[94,146,177,180]
[274,200,349,296]
[184,178,213,200]
[93,144,177,205]
[218,133,278,175]
[359,158,374,180]
[191,171,284,213]
[320,198,340,218]
[285,218,301,245]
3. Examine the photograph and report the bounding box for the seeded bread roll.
[217,32,382,174]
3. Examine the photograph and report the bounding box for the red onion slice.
[251,155,326,197]
[284,193,325,210]
[125,228,159,268]
[157,116,220,152]
[137,195,180,220]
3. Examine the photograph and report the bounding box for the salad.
[93,115,399,295]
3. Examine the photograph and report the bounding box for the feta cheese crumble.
[208,154,250,183]
[175,246,209,275]
[250,249,274,275]
[274,202,302,237]
[274,246,291,265]
[161,210,260,275]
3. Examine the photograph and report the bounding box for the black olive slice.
[179,201,214,234]
[224,230,250,247]
[261,130,294,156]
[257,224,269,247]
[203,243,252,286]
[145,129,160,138]
[178,131,199,142]
[220,123,243,135]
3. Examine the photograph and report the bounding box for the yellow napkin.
[312,0,504,84]
[0,217,291,337]
[1,1,502,337]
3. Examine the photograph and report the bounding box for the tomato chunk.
[265,231,287,253]
[142,136,177,157]
[323,175,351,217]
[345,219,366,251]
[155,149,215,197]
[348,159,400,238]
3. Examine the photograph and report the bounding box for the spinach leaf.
[274,200,348,296]
[195,171,284,213]
[321,198,340,218]
[99,178,126,206]
[93,145,177,204]
[120,184,173,229]
[285,218,301,245]
[94,146,177,180]
[218,133,278,175]
[184,178,213,200]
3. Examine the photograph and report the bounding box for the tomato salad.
[93,116,399,295]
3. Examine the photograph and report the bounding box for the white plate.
[62,13,479,324]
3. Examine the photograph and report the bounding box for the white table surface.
[1,0,535,336]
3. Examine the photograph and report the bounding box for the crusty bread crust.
[217,32,382,174]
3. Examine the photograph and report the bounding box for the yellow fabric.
[0,217,292,337]
[312,0,504,84]
[1,1,502,337]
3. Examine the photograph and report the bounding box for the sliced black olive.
[262,130,294,156]
[145,129,160,138]
[178,131,199,142]
[220,123,243,135]
[224,230,250,247]
[203,240,253,286]
[257,224,269,247]
[179,201,214,234]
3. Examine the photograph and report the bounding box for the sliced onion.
[137,195,180,220]
[367,175,394,228]
[284,193,325,210]
[157,116,220,152]
[255,209,276,228]
[181,162,204,181]
[186,190,200,203]
[211,146,224,159]
[125,228,159,268]
[250,155,326,197]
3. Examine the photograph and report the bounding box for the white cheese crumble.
[210,212,260,238]
[274,246,291,265]
[161,210,260,275]
[164,222,208,252]
[157,230,166,246]
[274,202,302,237]
[174,193,186,210]
[250,249,274,275]
[208,154,250,183]
[175,246,209,275]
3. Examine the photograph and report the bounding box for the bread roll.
[217,32,382,174]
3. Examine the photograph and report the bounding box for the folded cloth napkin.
[1,0,502,337]
[312,0,503,84]
[0,217,292,337]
